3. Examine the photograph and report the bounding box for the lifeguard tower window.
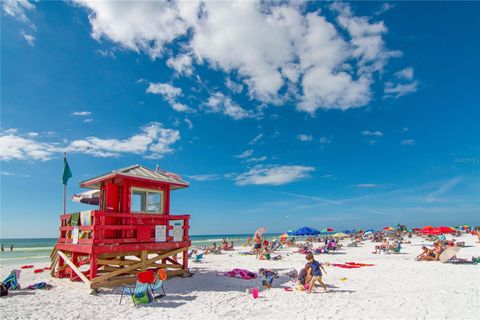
[131,188,163,213]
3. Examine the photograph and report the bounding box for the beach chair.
[1,270,21,290]
[193,253,204,263]
[150,269,167,300]
[119,271,155,305]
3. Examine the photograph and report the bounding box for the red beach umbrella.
[430,226,455,235]
[420,226,434,234]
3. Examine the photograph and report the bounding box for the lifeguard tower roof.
[80,164,189,190]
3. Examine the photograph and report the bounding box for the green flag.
[62,156,72,185]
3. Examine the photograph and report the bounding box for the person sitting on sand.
[246,236,252,246]
[305,253,328,293]
[227,241,234,250]
[259,268,278,289]
[222,239,229,250]
[373,239,390,254]
[295,264,312,291]
[259,246,271,260]
[431,241,444,260]
[417,246,435,261]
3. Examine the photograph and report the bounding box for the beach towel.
[224,269,257,280]
[27,282,53,290]
[332,264,361,269]
[345,262,375,267]
[80,210,92,226]
[70,212,80,226]
[2,270,21,290]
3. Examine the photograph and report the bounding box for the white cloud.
[375,3,395,15]
[1,123,180,161]
[0,132,58,161]
[96,49,116,59]
[73,111,92,116]
[362,130,383,137]
[235,164,314,186]
[425,176,462,203]
[384,80,418,99]
[402,126,409,132]
[395,67,414,81]
[319,137,332,144]
[235,149,254,159]
[76,0,196,59]
[184,118,193,129]
[76,1,412,114]
[2,0,35,26]
[21,31,35,46]
[245,156,267,163]
[167,53,194,76]
[147,82,193,112]
[83,118,94,123]
[204,92,253,120]
[249,133,263,145]
[26,132,38,137]
[187,174,221,181]
[297,134,313,142]
[401,139,416,146]
[225,77,243,94]
[1,171,15,176]
[356,183,381,188]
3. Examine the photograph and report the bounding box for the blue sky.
[1,1,479,238]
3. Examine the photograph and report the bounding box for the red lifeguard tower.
[50,165,191,289]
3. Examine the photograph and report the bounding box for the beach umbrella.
[439,246,460,263]
[71,190,100,205]
[430,226,455,235]
[365,229,375,233]
[332,232,348,238]
[320,227,334,234]
[342,229,352,234]
[412,228,421,231]
[254,227,267,237]
[420,226,434,234]
[290,226,321,236]
[383,226,395,231]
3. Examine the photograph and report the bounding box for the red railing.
[58,210,190,245]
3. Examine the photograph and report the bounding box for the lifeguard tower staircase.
[50,165,191,289]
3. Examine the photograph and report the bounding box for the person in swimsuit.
[253,234,262,258]
[305,253,328,293]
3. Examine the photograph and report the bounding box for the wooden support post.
[70,252,78,280]
[57,251,91,288]
[89,254,98,280]
[182,249,188,270]
[140,250,147,271]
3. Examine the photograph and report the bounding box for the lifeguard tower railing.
[57,210,190,251]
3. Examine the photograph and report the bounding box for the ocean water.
[0,234,282,265]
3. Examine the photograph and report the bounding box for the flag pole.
[64,152,67,215]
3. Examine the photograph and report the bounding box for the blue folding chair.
[119,271,155,305]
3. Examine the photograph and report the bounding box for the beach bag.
[0,284,7,297]
[132,291,152,304]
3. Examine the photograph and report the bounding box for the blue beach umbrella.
[289,226,321,236]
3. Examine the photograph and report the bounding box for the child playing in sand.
[258,268,278,289]
[305,253,328,293]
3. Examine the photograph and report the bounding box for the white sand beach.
[1,234,479,320]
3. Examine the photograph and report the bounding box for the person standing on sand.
[253,233,262,258]
[10,244,13,252]
[1,244,4,252]
[305,253,328,293]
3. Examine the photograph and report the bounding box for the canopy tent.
[288,227,321,236]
